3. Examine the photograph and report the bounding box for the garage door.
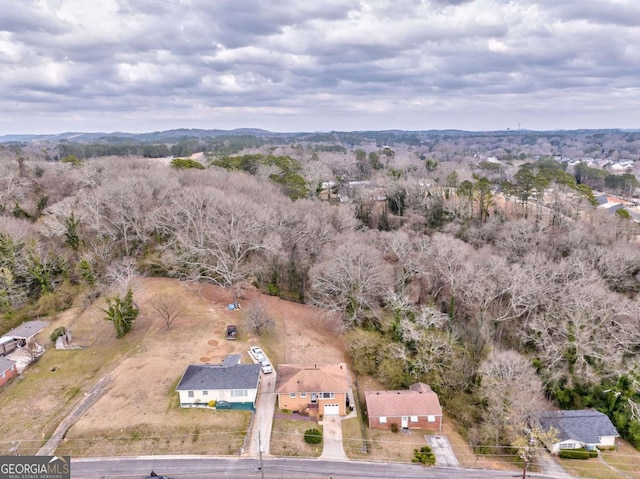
[323,403,340,415]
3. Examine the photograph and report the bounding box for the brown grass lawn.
[601,441,640,479]
[270,417,323,457]
[0,278,346,457]
[556,440,640,479]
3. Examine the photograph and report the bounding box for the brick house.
[0,357,18,388]
[276,363,350,417]
[365,383,442,431]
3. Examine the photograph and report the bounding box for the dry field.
[0,278,345,457]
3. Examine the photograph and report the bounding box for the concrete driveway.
[426,435,460,467]
[246,371,277,456]
[319,415,348,461]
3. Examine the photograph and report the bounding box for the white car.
[249,346,265,362]
[260,360,273,374]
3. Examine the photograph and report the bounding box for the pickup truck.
[0,337,17,356]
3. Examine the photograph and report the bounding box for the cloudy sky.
[1,0,639,134]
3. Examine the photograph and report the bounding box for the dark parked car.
[226,325,237,340]
[145,472,172,479]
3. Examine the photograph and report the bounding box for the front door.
[311,393,317,403]
[401,416,409,428]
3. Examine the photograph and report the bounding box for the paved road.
[245,370,277,456]
[319,415,348,461]
[70,456,534,479]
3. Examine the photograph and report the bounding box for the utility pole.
[521,446,531,479]
[258,431,265,479]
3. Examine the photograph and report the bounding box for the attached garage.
[324,403,340,415]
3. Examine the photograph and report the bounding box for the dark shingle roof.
[176,363,260,391]
[222,354,241,367]
[535,410,620,444]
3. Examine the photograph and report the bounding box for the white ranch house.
[535,410,620,454]
[176,355,261,410]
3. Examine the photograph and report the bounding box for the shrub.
[412,446,436,465]
[559,449,591,460]
[50,326,67,343]
[390,423,399,433]
[208,400,216,408]
[588,449,599,457]
[304,428,322,445]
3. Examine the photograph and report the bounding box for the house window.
[203,390,208,396]
[231,389,248,397]
[188,391,194,398]
[427,415,436,423]
[379,417,387,424]
[322,392,334,399]
[290,392,296,398]
[560,443,575,449]
[300,392,307,398]
[410,416,418,423]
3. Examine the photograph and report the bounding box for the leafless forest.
[1,129,640,451]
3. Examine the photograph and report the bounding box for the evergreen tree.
[102,288,139,338]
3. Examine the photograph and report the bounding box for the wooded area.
[1,129,640,453]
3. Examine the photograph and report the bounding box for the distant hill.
[1,127,638,145]
[0,128,292,144]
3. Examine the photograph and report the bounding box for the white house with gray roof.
[176,358,261,410]
[534,410,620,454]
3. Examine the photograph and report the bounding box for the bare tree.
[309,234,393,327]
[152,294,182,330]
[160,185,273,306]
[479,349,546,446]
[244,301,274,335]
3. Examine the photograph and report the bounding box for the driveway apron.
[319,415,348,461]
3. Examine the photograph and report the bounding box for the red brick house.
[365,383,442,431]
[0,357,18,388]
[276,363,350,417]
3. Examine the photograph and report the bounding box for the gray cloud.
[0,0,638,133]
